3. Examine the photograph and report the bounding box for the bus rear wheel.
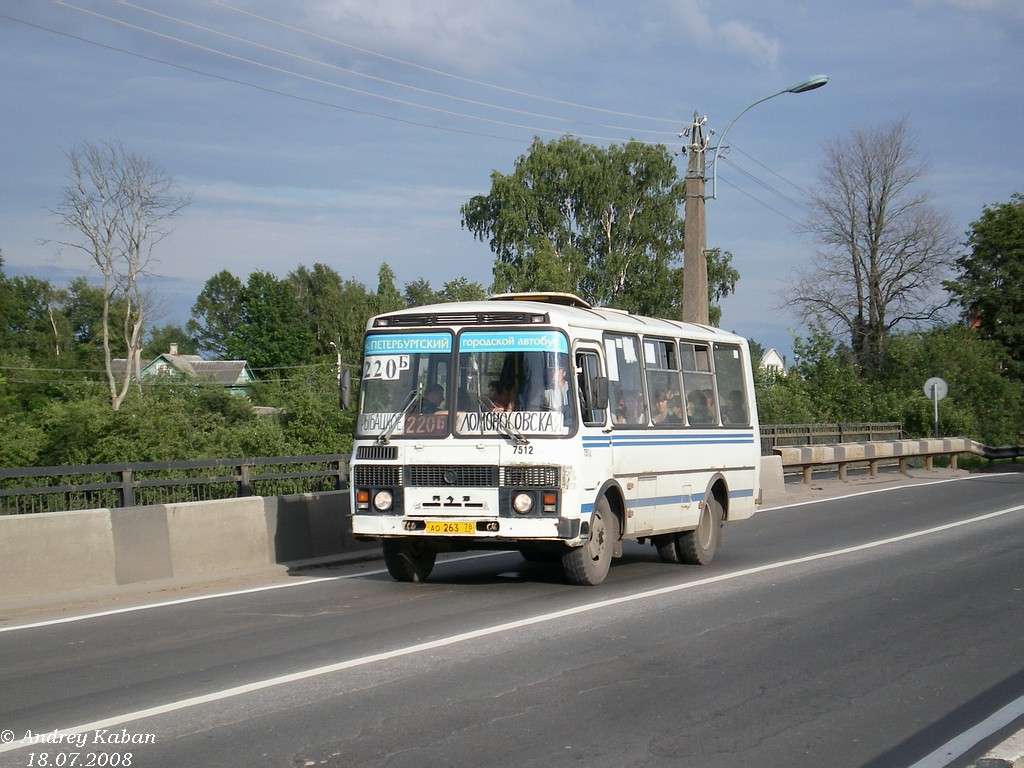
[677,495,722,565]
[563,497,616,586]
[654,534,682,563]
[382,539,437,582]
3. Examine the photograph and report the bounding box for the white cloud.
[717,20,780,71]
[297,0,582,74]
[663,0,781,70]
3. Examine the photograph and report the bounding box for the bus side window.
[577,350,608,426]
[713,345,750,426]
[680,342,718,427]
[604,333,645,427]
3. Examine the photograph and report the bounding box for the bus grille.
[356,445,397,460]
[355,464,560,489]
[353,465,401,486]
[501,466,560,487]
[406,465,498,487]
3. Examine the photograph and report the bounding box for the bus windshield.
[454,329,575,437]
[356,328,576,439]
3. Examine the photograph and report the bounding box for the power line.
[119,0,677,140]
[716,175,803,227]
[0,13,523,144]
[720,155,809,214]
[212,0,685,127]
[52,1,671,144]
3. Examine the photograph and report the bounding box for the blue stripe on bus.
[579,487,754,515]
[581,433,755,448]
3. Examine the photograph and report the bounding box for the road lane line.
[0,552,502,634]
[2,500,1021,755]
[0,473,997,633]
[904,695,1024,768]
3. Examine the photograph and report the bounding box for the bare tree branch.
[48,140,191,409]
[786,119,957,368]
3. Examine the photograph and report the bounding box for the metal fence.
[759,422,904,456]
[0,423,902,515]
[0,455,348,516]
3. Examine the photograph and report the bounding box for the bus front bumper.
[351,514,581,542]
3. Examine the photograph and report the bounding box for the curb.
[973,729,1024,768]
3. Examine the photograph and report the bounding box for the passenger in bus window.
[488,380,513,412]
[421,383,445,413]
[687,389,713,425]
[651,390,671,424]
[613,391,628,424]
[722,389,748,425]
[663,395,684,424]
[543,365,571,410]
[625,390,645,423]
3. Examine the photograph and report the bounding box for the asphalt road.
[0,471,1022,768]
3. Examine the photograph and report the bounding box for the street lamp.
[681,74,828,325]
[708,74,828,201]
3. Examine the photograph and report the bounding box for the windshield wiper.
[478,396,530,446]
[375,389,421,445]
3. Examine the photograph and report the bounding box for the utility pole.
[682,111,710,325]
[679,75,828,328]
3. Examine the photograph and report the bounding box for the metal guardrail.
[774,438,1024,484]
[759,422,904,455]
[0,455,349,516]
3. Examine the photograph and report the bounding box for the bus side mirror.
[339,369,351,411]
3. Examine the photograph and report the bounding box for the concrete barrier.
[774,438,978,484]
[0,491,378,602]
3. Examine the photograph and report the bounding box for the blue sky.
[2,0,1022,361]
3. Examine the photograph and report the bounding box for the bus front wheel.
[382,539,437,582]
[563,497,616,586]
[677,495,722,565]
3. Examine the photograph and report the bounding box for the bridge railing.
[774,438,1024,484]
[759,422,904,455]
[0,455,348,516]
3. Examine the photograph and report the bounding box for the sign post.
[923,377,948,438]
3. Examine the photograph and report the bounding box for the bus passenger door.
[575,346,612,513]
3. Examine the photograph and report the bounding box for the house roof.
[157,353,250,385]
[114,349,253,387]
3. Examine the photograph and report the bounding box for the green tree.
[373,263,404,316]
[188,269,243,357]
[462,136,734,319]
[227,271,315,374]
[63,277,113,370]
[289,263,346,349]
[4,275,72,359]
[336,277,375,365]
[882,326,1023,443]
[439,277,487,302]
[144,324,196,358]
[945,193,1024,379]
[403,278,439,308]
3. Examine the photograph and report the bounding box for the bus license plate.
[425,520,476,535]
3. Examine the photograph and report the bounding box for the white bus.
[350,292,761,586]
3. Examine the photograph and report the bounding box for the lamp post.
[681,75,828,325]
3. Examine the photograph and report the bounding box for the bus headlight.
[513,493,534,514]
[373,490,394,511]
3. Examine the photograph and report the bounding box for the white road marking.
[904,696,1024,768]
[1,500,1021,755]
